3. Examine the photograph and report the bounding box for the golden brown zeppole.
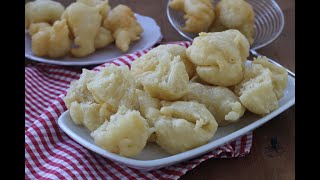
[210,0,255,44]
[64,69,97,109]
[234,56,288,115]
[154,101,218,154]
[26,0,142,58]
[77,0,111,22]
[135,89,161,143]
[64,31,288,157]
[91,106,154,157]
[61,0,114,56]
[186,30,250,86]
[86,64,139,111]
[94,27,114,49]
[251,56,288,100]
[182,82,246,126]
[62,2,102,57]
[28,22,51,37]
[169,0,215,33]
[25,0,65,28]
[103,4,143,52]
[136,89,161,127]
[64,69,112,131]
[131,44,196,80]
[139,56,189,101]
[131,45,191,101]
[69,102,112,131]
[31,20,72,58]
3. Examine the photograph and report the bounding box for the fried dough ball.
[169,0,184,11]
[211,0,255,44]
[131,45,191,100]
[236,22,255,45]
[64,69,97,109]
[234,56,288,115]
[94,27,114,49]
[136,89,161,127]
[189,74,210,85]
[217,0,254,29]
[208,17,227,33]
[235,63,278,115]
[131,44,195,80]
[169,0,215,33]
[62,2,102,57]
[103,5,143,52]
[69,102,112,131]
[183,82,245,126]
[91,106,154,157]
[136,89,161,142]
[77,0,111,22]
[154,101,218,154]
[186,30,250,86]
[252,56,288,99]
[87,64,139,111]
[28,22,51,36]
[31,19,72,58]
[180,54,197,79]
[25,0,65,28]
[138,56,189,101]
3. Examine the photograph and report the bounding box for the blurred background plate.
[25,14,162,66]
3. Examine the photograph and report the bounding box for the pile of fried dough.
[169,0,255,44]
[25,0,143,58]
[64,29,288,157]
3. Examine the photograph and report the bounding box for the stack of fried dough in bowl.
[63,29,288,157]
[169,0,255,44]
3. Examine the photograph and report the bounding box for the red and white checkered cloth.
[25,41,253,179]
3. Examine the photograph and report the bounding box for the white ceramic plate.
[58,61,295,171]
[25,14,162,66]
